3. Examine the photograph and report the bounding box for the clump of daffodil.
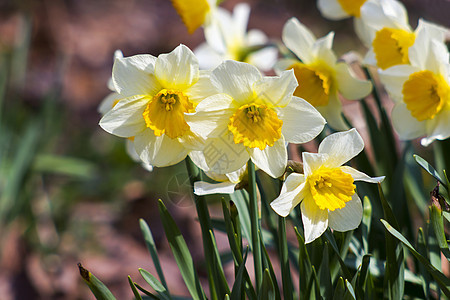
[378,29,450,146]
[99,44,216,167]
[170,0,218,34]
[316,0,371,41]
[186,60,326,178]
[358,0,447,70]
[271,129,384,243]
[277,18,372,130]
[195,3,277,71]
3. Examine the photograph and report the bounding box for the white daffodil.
[99,44,217,167]
[358,0,447,70]
[194,165,247,195]
[98,50,153,172]
[271,129,384,243]
[317,0,371,41]
[170,0,218,34]
[186,60,326,178]
[277,18,372,130]
[379,30,450,146]
[195,3,278,72]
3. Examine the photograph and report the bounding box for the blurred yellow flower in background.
[170,0,218,33]
[277,18,372,130]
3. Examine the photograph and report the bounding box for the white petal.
[422,108,450,146]
[188,150,209,171]
[125,138,140,162]
[301,197,329,244]
[391,102,426,140]
[134,130,189,167]
[271,173,306,216]
[202,134,250,174]
[328,194,362,232]
[340,166,385,183]
[99,96,148,138]
[247,47,278,72]
[282,18,316,63]
[318,128,364,167]
[211,60,261,104]
[232,3,250,39]
[317,0,349,20]
[302,152,329,177]
[204,10,227,53]
[246,29,268,45]
[312,32,337,66]
[98,92,120,115]
[354,17,374,47]
[184,71,218,104]
[178,131,206,151]
[194,43,224,70]
[185,93,235,138]
[253,69,298,107]
[335,63,372,100]
[362,49,377,67]
[155,44,199,90]
[112,55,159,97]
[360,0,410,31]
[378,65,418,101]
[280,96,325,143]
[194,181,237,195]
[316,94,349,131]
[249,136,287,178]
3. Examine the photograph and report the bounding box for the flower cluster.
[98,0,449,243]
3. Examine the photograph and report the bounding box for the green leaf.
[343,279,356,300]
[230,190,252,250]
[258,269,275,300]
[417,228,431,299]
[128,276,143,300]
[381,219,450,298]
[429,205,450,260]
[209,230,231,296]
[414,154,448,189]
[230,247,250,300]
[139,219,168,290]
[294,227,312,299]
[139,269,172,300]
[278,217,293,300]
[318,242,332,299]
[78,263,117,300]
[158,200,206,300]
[323,230,352,281]
[33,154,96,178]
[362,196,372,254]
[333,277,346,300]
[259,232,282,300]
[134,283,159,299]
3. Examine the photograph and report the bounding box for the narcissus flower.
[358,0,447,70]
[99,44,216,167]
[186,60,326,178]
[277,18,372,130]
[170,0,218,34]
[195,3,277,71]
[271,129,384,243]
[379,31,450,146]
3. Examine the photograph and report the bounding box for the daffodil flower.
[379,30,450,146]
[98,50,153,172]
[358,0,447,70]
[186,60,326,178]
[194,163,247,195]
[317,0,371,41]
[99,44,217,167]
[170,0,218,34]
[277,18,372,130]
[271,129,384,243]
[195,3,278,71]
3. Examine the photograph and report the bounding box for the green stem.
[278,216,293,300]
[248,160,262,291]
[185,157,218,300]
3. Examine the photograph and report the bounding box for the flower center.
[143,89,194,139]
[307,167,355,211]
[402,70,450,121]
[289,61,334,107]
[228,103,282,150]
[372,28,415,70]
[337,0,367,17]
[171,0,211,34]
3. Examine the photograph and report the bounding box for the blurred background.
[0,0,448,299]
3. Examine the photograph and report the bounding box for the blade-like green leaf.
[258,269,275,300]
[414,154,448,189]
[209,229,231,296]
[362,196,372,254]
[78,263,116,300]
[158,200,206,300]
[230,190,252,250]
[344,279,356,300]
[33,154,96,178]
[139,219,168,290]
[333,277,346,300]
[230,247,251,300]
[417,228,431,299]
[294,227,312,299]
[381,219,450,297]
[139,269,172,300]
[128,276,143,300]
[259,232,282,300]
